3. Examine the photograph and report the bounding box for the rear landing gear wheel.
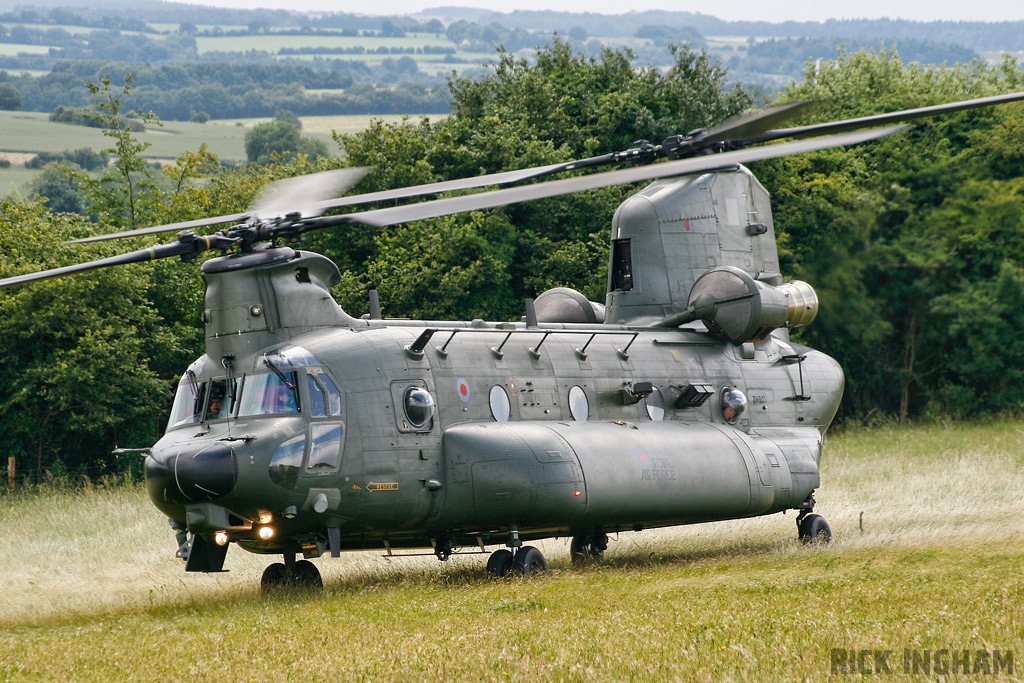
[798,513,832,545]
[570,532,608,565]
[486,549,514,578]
[512,546,548,576]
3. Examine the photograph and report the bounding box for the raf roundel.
[457,377,471,403]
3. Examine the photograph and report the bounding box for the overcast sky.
[194,0,1022,24]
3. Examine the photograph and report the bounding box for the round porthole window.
[404,387,434,428]
[568,385,589,421]
[721,387,747,425]
[645,387,665,421]
[489,385,511,422]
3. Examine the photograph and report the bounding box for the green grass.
[0,165,40,197]
[1,419,1022,680]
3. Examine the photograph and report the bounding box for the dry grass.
[1,419,1022,681]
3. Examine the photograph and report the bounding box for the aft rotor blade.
[334,125,907,229]
[0,233,231,289]
[702,100,818,143]
[70,162,591,245]
[284,158,615,216]
[750,91,1024,144]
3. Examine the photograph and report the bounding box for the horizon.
[183,1,1023,25]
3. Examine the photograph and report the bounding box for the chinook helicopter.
[3,91,1023,591]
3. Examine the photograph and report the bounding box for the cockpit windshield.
[238,372,301,416]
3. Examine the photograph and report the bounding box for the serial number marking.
[366,481,399,492]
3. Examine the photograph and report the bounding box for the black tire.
[293,559,323,590]
[486,549,514,578]
[799,514,832,545]
[260,562,288,593]
[512,546,548,576]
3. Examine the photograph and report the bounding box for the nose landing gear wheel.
[798,513,832,545]
[260,558,323,592]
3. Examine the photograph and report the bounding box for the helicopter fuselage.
[145,242,842,568]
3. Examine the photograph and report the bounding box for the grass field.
[1,419,1022,680]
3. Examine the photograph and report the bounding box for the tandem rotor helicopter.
[3,90,1023,591]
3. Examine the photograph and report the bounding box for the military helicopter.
[2,91,1022,591]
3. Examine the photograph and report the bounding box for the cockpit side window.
[238,372,301,416]
[307,368,342,417]
[306,374,327,417]
[168,379,206,428]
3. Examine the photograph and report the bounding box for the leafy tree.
[26,162,87,215]
[245,120,301,164]
[81,74,162,228]
[274,108,302,129]
[752,50,1024,421]
[0,82,22,110]
[329,40,752,319]
[0,201,174,478]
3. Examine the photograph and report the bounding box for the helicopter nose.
[146,442,238,505]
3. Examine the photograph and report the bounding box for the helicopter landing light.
[258,511,273,524]
[258,526,275,540]
[214,531,229,546]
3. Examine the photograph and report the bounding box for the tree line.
[2,41,1023,481]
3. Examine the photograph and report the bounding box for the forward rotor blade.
[335,125,906,229]
[0,233,231,289]
[70,212,251,244]
[750,91,1024,144]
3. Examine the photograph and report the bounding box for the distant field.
[195,33,455,54]
[0,166,40,197]
[0,110,336,158]
[1,419,1022,680]
[0,43,51,55]
[215,113,447,136]
[0,21,154,36]
[0,112,443,197]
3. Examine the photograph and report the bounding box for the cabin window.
[238,372,300,416]
[489,385,511,422]
[568,385,589,421]
[644,387,666,421]
[269,433,305,489]
[307,424,343,472]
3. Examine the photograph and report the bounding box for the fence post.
[7,457,14,488]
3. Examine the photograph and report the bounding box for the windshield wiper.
[263,354,295,390]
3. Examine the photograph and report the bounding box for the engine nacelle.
[682,266,818,344]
